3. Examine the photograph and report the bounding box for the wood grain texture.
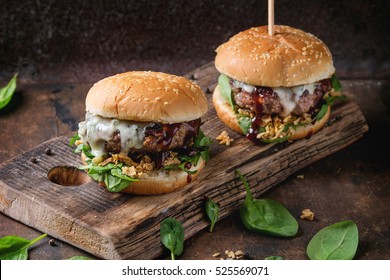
[0,63,368,259]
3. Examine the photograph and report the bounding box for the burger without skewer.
[71,71,211,195]
[213,25,343,143]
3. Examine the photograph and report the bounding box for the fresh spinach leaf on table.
[264,256,284,260]
[0,233,47,260]
[307,220,359,260]
[0,74,18,110]
[205,197,219,233]
[160,218,184,260]
[236,170,298,237]
[66,256,93,260]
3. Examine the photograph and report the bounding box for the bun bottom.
[120,158,205,195]
[212,85,331,141]
[81,153,205,195]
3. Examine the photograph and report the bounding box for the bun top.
[215,25,335,87]
[86,71,208,123]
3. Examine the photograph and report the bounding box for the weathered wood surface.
[0,63,368,259]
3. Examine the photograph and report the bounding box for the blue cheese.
[232,78,318,117]
[78,112,151,157]
[273,83,318,116]
[272,87,296,117]
[233,80,256,93]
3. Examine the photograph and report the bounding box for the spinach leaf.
[331,74,342,92]
[0,233,47,260]
[66,256,93,260]
[264,255,284,260]
[70,135,138,192]
[315,93,346,122]
[69,133,80,147]
[74,143,83,154]
[72,140,93,158]
[196,130,212,147]
[0,74,18,110]
[81,144,94,159]
[194,130,212,162]
[104,173,130,192]
[324,94,347,106]
[80,161,138,192]
[200,150,210,162]
[236,170,298,237]
[160,218,184,260]
[237,115,251,135]
[218,74,235,109]
[110,168,134,181]
[205,197,219,232]
[307,220,359,260]
[315,104,329,121]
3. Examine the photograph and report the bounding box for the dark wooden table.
[0,63,389,260]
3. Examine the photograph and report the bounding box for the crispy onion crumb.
[300,209,315,220]
[212,250,245,260]
[216,130,234,145]
[97,152,181,178]
[257,113,313,141]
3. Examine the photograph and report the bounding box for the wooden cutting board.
[0,63,369,259]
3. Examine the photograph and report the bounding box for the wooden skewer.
[268,0,274,36]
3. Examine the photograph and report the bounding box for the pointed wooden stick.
[268,0,274,36]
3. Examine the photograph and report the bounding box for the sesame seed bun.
[86,71,208,123]
[215,25,335,87]
[212,85,331,141]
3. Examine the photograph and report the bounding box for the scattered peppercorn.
[205,87,212,94]
[48,239,56,246]
[45,148,52,155]
[189,73,197,80]
[30,157,38,163]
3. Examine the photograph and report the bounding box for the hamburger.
[213,25,343,143]
[70,71,210,195]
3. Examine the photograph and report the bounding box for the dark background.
[1,0,390,260]
[1,0,390,84]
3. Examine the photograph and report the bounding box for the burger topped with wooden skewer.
[212,25,343,144]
